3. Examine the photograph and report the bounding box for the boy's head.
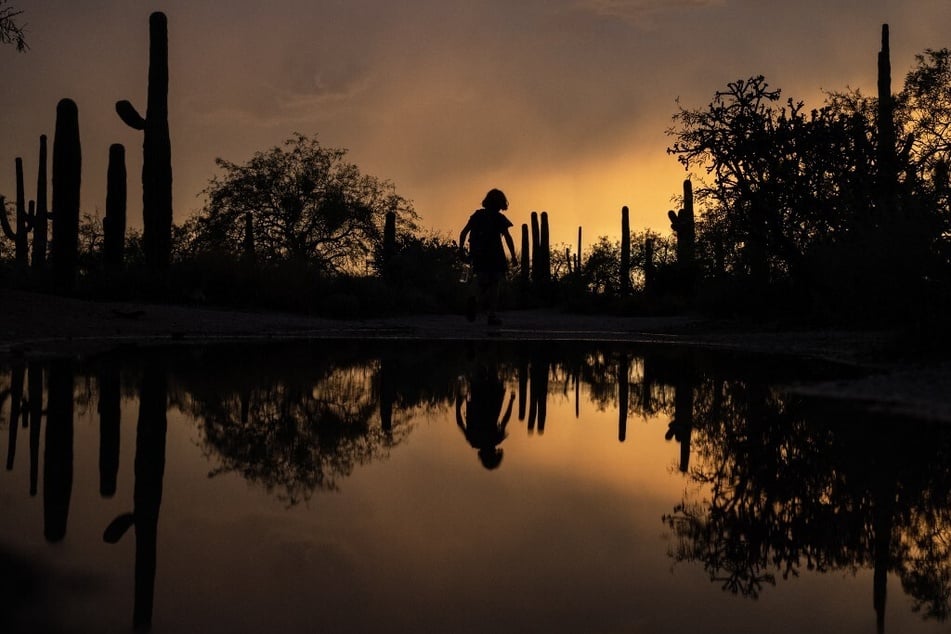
[482,189,508,212]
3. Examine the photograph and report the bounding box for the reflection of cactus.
[667,179,696,266]
[618,353,629,442]
[527,355,549,433]
[620,206,631,294]
[6,362,25,469]
[104,144,127,271]
[1,157,31,267]
[28,362,43,496]
[103,359,168,630]
[51,99,82,290]
[44,359,74,543]
[33,135,48,270]
[117,11,172,269]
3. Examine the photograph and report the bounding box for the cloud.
[575,0,726,25]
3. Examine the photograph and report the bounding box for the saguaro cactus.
[51,98,82,290]
[530,211,540,283]
[117,11,172,269]
[0,157,31,267]
[620,206,631,294]
[33,135,49,270]
[576,226,582,272]
[877,23,896,210]
[520,223,529,283]
[539,211,551,284]
[104,144,127,271]
[667,179,696,266]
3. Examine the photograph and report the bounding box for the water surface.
[0,341,948,633]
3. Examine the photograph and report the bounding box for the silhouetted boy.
[459,188,518,326]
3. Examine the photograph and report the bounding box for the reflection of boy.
[459,188,518,326]
[455,370,515,470]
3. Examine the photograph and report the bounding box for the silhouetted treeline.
[667,30,951,325]
[6,25,948,325]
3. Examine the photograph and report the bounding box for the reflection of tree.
[573,346,677,423]
[0,362,45,496]
[897,512,951,621]
[662,380,951,631]
[27,362,42,496]
[5,361,24,470]
[173,345,414,506]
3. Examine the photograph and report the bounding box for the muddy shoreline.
[1,288,947,422]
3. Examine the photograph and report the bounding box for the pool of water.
[1,340,949,633]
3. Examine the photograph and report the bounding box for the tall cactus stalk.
[530,211,540,284]
[576,226,582,272]
[877,23,897,218]
[680,179,695,264]
[117,11,172,270]
[620,205,631,294]
[104,144,127,271]
[1,158,31,268]
[51,98,82,291]
[33,135,48,270]
[539,211,551,284]
[14,158,28,266]
[520,223,530,283]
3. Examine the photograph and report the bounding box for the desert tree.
[190,134,418,275]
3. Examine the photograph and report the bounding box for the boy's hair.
[482,189,508,211]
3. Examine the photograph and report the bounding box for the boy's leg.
[485,279,501,325]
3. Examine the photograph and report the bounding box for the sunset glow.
[1,0,947,250]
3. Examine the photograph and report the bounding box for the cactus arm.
[103,512,136,543]
[116,101,146,130]
[667,209,679,229]
[0,196,14,240]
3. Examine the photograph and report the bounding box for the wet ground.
[1,288,947,422]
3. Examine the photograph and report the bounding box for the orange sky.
[1,0,948,250]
